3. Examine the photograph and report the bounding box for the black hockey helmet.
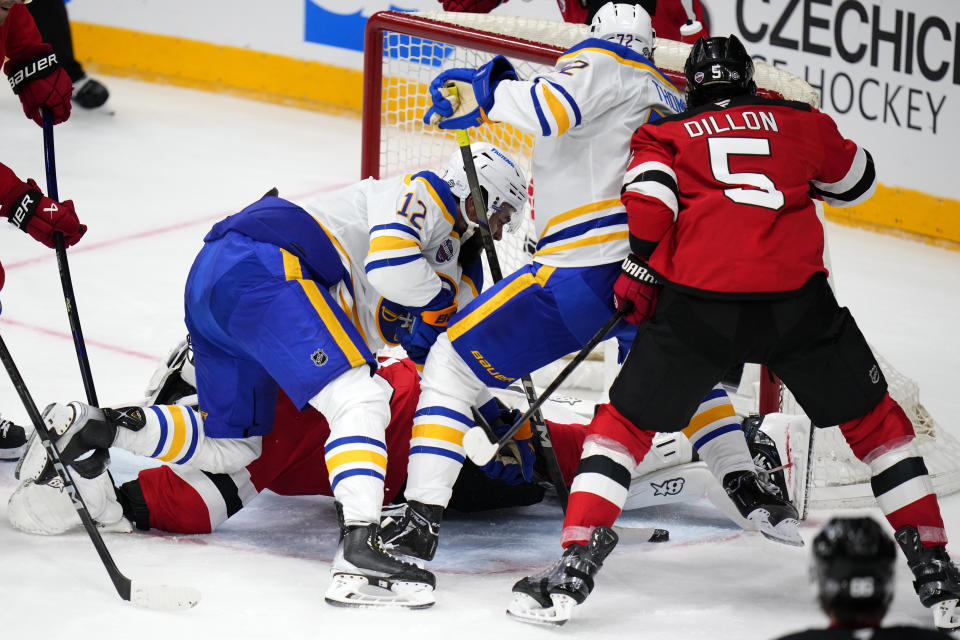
[811,517,896,625]
[683,34,756,107]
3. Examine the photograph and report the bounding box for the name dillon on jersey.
[682,110,779,138]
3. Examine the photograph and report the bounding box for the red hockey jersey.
[622,95,876,296]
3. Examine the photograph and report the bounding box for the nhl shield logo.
[694,71,704,84]
[311,348,329,367]
[435,238,456,264]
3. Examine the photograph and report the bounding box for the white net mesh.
[367,10,957,508]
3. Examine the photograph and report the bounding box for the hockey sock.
[681,384,755,480]
[311,365,390,525]
[134,465,259,534]
[840,393,946,547]
[112,404,204,465]
[405,334,486,508]
[562,403,654,548]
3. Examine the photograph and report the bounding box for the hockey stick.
[43,110,98,406]
[454,127,570,509]
[0,330,199,610]
[462,304,628,466]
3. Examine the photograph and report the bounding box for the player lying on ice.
[9,335,802,544]
[503,34,960,629]
[379,0,801,576]
[7,144,528,610]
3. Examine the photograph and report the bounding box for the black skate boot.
[0,417,27,460]
[325,503,436,609]
[379,500,443,561]
[507,526,619,626]
[894,526,960,630]
[724,470,803,546]
[72,76,109,109]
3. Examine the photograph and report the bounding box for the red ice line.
[1,183,349,362]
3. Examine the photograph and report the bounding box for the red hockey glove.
[2,4,71,126]
[2,178,86,248]
[5,43,72,126]
[613,253,660,325]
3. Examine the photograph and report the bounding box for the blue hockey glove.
[423,55,517,130]
[396,281,458,365]
[480,405,535,485]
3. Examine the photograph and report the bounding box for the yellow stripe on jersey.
[369,236,422,254]
[540,199,623,238]
[326,449,388,474]
[414,175,456,227]
[461,273,479,299]
[412,424,466,446]
[157,406,187,462]
[541,83,572,136]
[533,230,629,258]
[281,248,368,367]
[447,264,555,341]
[682,403,738,439]
[557,47,675,87]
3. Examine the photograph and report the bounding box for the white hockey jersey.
[488,38,684,268]
[295,172,479,353]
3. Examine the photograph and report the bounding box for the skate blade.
[505,592,574,626]
[324,573,435,609]
[748,510,804,547]
[933,598,960,630]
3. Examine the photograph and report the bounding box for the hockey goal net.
[360,10,960,510]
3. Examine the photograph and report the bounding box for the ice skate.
[325,522,436,609]
[894,525,960,630]
[0,416,27,460]
[507,526,618,626]
[72,75,109,110]
[723,470,802,546]
[379,500,443,561]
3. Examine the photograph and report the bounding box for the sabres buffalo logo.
[435,238,456,264]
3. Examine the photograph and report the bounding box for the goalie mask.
[442,142,528,242]
[589,2,655,59]
[684,34,757,108]
[810,517,896,625]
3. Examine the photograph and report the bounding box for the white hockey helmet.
[442,142,528,240]
[590,2,655,59]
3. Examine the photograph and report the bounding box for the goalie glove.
[1,176,86,248]
[423,55,517,129]
[396,281,458,364]
[613,252,660,325]
[479,403,535,485]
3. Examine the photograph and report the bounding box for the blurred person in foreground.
[774,517,954,639]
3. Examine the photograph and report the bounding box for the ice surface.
[0,78,958,640]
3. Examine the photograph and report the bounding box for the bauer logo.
[304,1,453,65]
[311,348,329,366]
[650,478,685,496]
[869,364,880,384]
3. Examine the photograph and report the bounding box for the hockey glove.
[2,178,86,248]
[41,402,118,479]
[396,282,458,364]
[613,252,660,325]
[423,55,517,129]
[2,5,72,126]
[480,405,535,485]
